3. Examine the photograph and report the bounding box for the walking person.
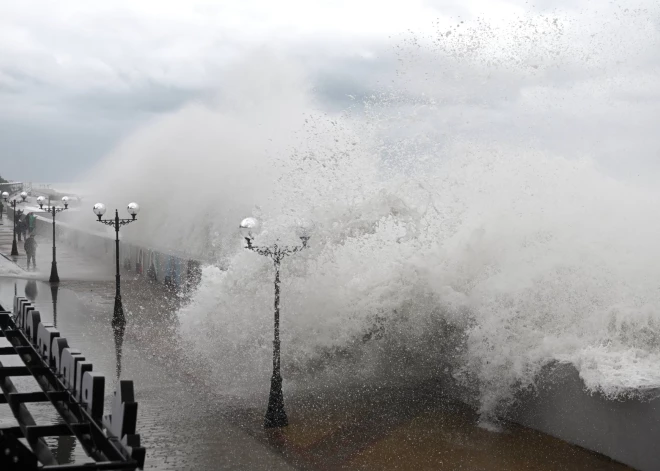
[24,233,37,270]
[16,212,26,241]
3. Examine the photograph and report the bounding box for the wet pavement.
[0,277,299,470]
[0,207,113,281]
[0,220,296,470]
[0,220,633,470]
[258,385,634,471]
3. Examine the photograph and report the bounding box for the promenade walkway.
[0,221,296,470]
[0,212,112,281]
[0,213,632,470]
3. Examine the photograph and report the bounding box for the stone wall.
[508,362,660,471]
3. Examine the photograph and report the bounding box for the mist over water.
[80,5,660,418]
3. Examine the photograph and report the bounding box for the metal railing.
[0,298,146,470]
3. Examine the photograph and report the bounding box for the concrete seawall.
[24,211,203,293]
[508,362,660,471]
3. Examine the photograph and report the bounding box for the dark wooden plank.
[6,391,49,404]
[0,366,30,377]
[25,424,72,440]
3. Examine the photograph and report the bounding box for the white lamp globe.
[295,219,315,239]
[36,196,45,205]
[240,217,260,239]
[20,191,27,200]
[1,192,8,199]
[127,202,140,217]
[61,196,70,204]
[93,203,106,218]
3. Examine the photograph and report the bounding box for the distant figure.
[24,234,37,270]
[0,200,3,219]
[16,218,23,241]
[16,213,27,241]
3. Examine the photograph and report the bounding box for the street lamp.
[3,193,19,256]
[20,191,28,202]
[93,202,140,370]
[38,196,70,283]
[240,217,311,428]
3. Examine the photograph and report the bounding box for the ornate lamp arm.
[245,237,309,261]
[40,206,67,214]
[97,219,136,228]
[290,236,309,253]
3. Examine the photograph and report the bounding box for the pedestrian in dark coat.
[16,218,24,241]
[21,216,28,240]
[16,212,26,241]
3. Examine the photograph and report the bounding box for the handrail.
[0,298,146,470]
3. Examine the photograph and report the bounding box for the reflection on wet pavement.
[0,277,295,470]
[0,274,633,471]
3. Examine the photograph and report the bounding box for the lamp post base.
[49,262,60,283]
[113,295,125,319]
[10,239,18,256]
[264,373,288,428]
[112,311,126,379]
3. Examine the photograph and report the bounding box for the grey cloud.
[1,1,659,185]
[0,118,126,182]
[0,78,205,181]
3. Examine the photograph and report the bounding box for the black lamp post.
[113,310,126,380]
[50,283,59,328]
[240,217,311,428]
[3,193,20,256]
[93,202,140,359]
[38,196,69,283]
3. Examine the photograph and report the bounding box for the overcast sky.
[1,0,658,183]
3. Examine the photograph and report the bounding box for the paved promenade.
[0,219,296,470]
[0,210,112,281]
[0,215,632,470]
